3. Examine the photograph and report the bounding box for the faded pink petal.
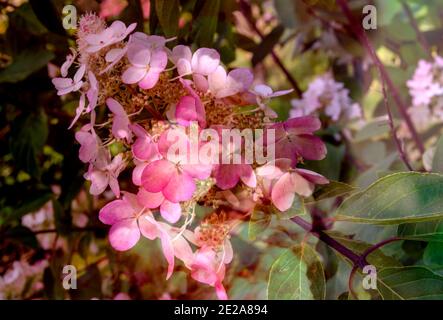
[139,71,161,89]
[191,48,220,75]
[99,199,134,225]
[138,212,159,240]
[122,66,147,84]
[271,172,296,211]
[163,172,196,202]
[141,159,175,193]
[109,219,140,251]
[160,200,181,223]
[137,188,165,208]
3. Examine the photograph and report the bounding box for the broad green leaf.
[0,49,54,83]
[193,0,220,47]
[267,244,325,300]
[423,242,443,266]
[0,189,52,225]
[432,135,443,173]
[248,210,271,240]
[155,0,179,37]
[305,143,345,181]
[252,25,284,66]
[336,172,443,225]
[10,110,48,178]
[307,181,357,203]
[378,266,443,300]
[398,220,443,242]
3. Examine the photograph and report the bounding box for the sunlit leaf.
[267,244,325,300]
[336,172,443,225]
[378,266,443,300]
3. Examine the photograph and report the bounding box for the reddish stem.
[336,0,425,155]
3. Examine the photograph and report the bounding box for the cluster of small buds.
[290,73,362,122]
[407,56,443,128]
[52,14,329,299]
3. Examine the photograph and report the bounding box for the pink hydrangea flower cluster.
[407,56,443,128]
[52,14,329,299]
[0,259,48,300]
[290,73,362,122]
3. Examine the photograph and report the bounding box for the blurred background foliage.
[1,0,443,300]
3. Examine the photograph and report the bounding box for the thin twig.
[239,0,302,97]
[380,75,414,170]
[336,0,425,155]
[291,216,367,269]
[401,1,432,59]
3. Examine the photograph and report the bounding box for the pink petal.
[192,73,208,92]
[271,172,296,211]
[109,219,140,251]
[138,71,161,89]
[141,159,175,193]
[191,48,220,75]
[127,45,151,67]
[175,95,199,126]
[122,66,147,84]
[171,45,192,64]
[181,163,212,180]
[132,161,148,186]
[158,229,174,279]
[214,164,240,190]
[106,98,126,116]
[208,65,227,94]
[253,84,273,97]
[163,172,196,202]
[99,199,134,225]
[88,170,109,195]
[172,234,194,268]
[239,164,256,188]
[160,200,182,223]
[68,93,86,129]
[138,212,159,240]
[149,50,168,72]
[137,188,165,208]
[295,169,329,185]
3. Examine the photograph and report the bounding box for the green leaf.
[267,244,325,300]
[5,226,39,249]
[377,266,443,300]
[336,172,443,225]
[274,195,305,220]
[432,135,443,173]
[0,49,54,83]
[423,242,443,266]
[0,189,52,225]
[193,0,220,47]
[10,110,48,178]
[398,220,443,242]
[248,210,271,240]
[155,0,179,37]
[307,181,357,203]
[252,25,284,66]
